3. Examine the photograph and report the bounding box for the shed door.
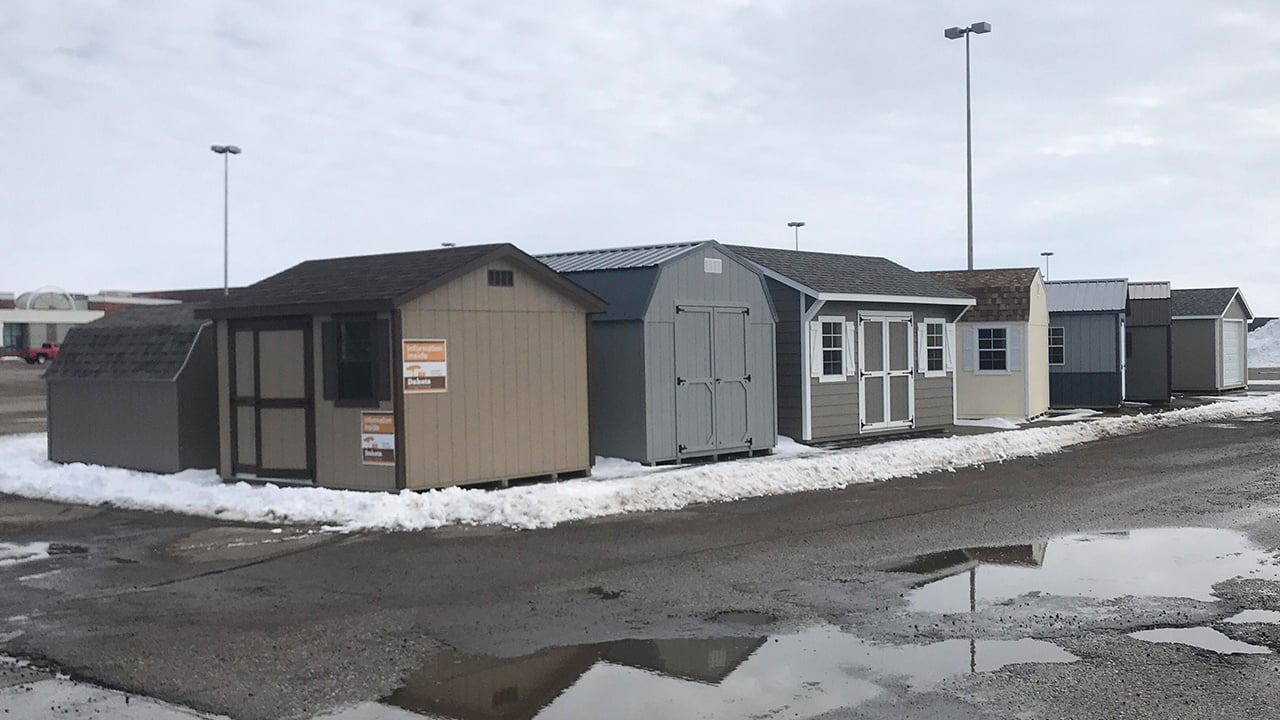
[675,307,716,456]
[230,319,315,482]
[713,308,750,451]
[859,315,914,432]
[1223,320,1246,387]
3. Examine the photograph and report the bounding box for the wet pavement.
[2,409,1280,719]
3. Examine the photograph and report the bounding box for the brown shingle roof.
[729,246,973,301]
[920,268,1040,322]
[198,244,606,318]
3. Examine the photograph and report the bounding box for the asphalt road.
[2,399,1280,718]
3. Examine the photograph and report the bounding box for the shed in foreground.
[45,304,219,473]
[197,244,605,491]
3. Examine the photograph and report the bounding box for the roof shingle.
[1171,287,1243,317]
[45,305,209,381]
[728,246,972,301]
[919,268,1039,322]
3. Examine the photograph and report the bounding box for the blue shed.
[1046,279,1129,408]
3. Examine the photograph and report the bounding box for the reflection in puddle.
[1224,609,1280,624]
[893,528,1280,614]
[321,628,1076,719]
[1129,627,1271,655]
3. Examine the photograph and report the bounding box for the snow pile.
[955,418,1023,430]
[1249,320,1280,368]
[1,394,1279,532]
[1045,409,1103,423]
[0,542,51,567]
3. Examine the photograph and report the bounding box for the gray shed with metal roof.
[1126,281,1172,403]
[1046,279,1129,408]
[44,304,219,473]
[539,241,777,464]
[1171,287,1253,393]
[728,247,975,442]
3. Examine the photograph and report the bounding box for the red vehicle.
[17,342,59,365]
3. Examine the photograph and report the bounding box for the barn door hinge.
[676,306,685,313]
[746,437,753,446]
[677,377,685,385]
[744,374,751,382]
[678,444,688,453]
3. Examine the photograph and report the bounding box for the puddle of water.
[894,529,1280,614]
[1129,627,1271,655]
[316,626,1076,719]
[1223,609,1280,624]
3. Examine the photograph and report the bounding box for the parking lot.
[0,359,46,435]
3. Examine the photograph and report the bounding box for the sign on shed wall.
[403,339,447,393]
[360,411,396,466]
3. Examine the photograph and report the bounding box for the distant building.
[1,286,231,354]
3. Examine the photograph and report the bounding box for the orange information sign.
[403,339,448,393]
[360,412,396,466]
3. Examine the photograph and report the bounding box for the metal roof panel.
[1046,279,1129,312]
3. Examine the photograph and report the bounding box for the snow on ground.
[1,395,1279,532]
[0,542,51,567]
[772,436,825,457]
[1250,320,1280,368]
[1044,409,1103,423]
[955,418,1023,430]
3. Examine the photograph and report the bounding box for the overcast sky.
[4,2,1278,312]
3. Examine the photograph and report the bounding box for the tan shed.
[197,244,605,491]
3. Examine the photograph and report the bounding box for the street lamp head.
[211,145,226,153]
[944,26,966,40]
[226,145,242,154]
[787,221,806,229]
[211,145,242,154]
[970,21,992,34]
[1040,251,1054,258]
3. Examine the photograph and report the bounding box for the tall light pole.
[787,221,806,251]
[945,22,991,270]
[210,145,242,296]
[1040,251,1054,280]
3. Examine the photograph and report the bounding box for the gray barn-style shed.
[728,247,974,442]
[45,304,219,473]
[1125,281,1172,403]
[1046,279,1129,408]
[539,242,777,464]
[1171,287,1253,393]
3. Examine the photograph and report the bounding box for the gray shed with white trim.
[1046,279,1129,408]
[540,241,777,464]
[44,304,219,473]
[1171,287,1253,393]
[728,247,974,442]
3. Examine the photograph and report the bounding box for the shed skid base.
[810,427,945,450]
[429,467,593,492]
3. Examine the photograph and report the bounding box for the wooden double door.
[229,319,316,481]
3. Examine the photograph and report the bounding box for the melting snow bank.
[1,395,1279,532]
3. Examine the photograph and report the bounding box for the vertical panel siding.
[1171,319,1220,391]
[47,380,181,473]
[1125,325,1171,402]
[1049,313,1119,373]
[763,279,803,440]
[216,321,232,476]
[309,315,396,491]
[1224,297,1249,320]
[1027,277,1051,417]
[586,322,647,461]
[399,261,592,489]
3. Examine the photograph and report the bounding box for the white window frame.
[922,318,947,378]
[817,315,846,383]
[975,324,1011,375]
[1048,326,1065,366]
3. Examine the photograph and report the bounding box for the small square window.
[977,327,1008,371]
[1049,327,1065,366]
[821,321,843,377]
[487,269,514,287]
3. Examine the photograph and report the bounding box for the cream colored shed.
[197,244,605,491]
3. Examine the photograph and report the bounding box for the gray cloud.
[2,1,1276,311]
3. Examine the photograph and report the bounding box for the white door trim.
[858,312,915,433]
